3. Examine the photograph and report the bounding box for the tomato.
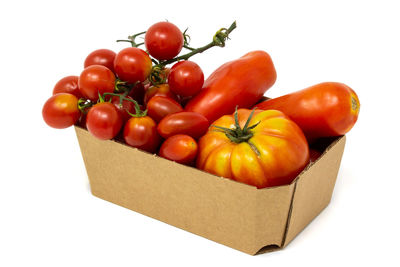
[128,82,146,105]
[147,96,183,122]
[52,76,82,98]
[86,102,123,140]
[157,112,209,139]
[254,82,360,140]
[168,61,204,97]
[114,47,152,83]
[145,21,183,60]
[144,84,178,104]
[197,109,309,188]
[42,93,80,129]
[185,51,277,123]
[159,135,198,165]
[78,65,115,101]
[84,49,116,72]
[123,116,161,153]
[108,94,136,122]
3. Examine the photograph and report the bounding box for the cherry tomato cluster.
[43,21,236,165]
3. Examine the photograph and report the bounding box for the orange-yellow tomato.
[197,109,310,188]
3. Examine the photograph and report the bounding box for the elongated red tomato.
[157,112,209,139]
[185,50,276,123]
[86,102,122,140]
[254,82,360,140]
[147,96,183,122]
[42,93,80,129]
[114,47,152,83]
[123,116,161,153]
[84,49,116,72]
[159,134,198,165]
[197,109,309,188]
[78,65,115,101]
[52,76,82,98]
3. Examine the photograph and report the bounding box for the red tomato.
[84,49,116,72]
[157,112,209,139]
[52,76,82,98]
[159,134,198,165]
[145,21,183,60]
[147,96,183,122]
[168,61,204,97]
[108,95,136,122]
[123,116,161,153]
[144,84,178,104]
[86,102,123,140]
[78,65,115,101]
[114,47,152,83]
[254,82,360,140]
[185,51,276,123]
[42,93,80,129]
[128,82,146,105]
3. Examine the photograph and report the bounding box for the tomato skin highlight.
[147,96,183,122]
[114,47,152,83]
[157,112,209,139]
[197,109,309,189]
[145,21,183,60]
[86,102,123,140]
[159,134,198,165]
[123,116,161,153]
[42,93,80,129]
[185,50,277,123]
[254,82,360,140]
[78,65,115,101]
[144,84,178,105]
[168,61,204,98]
[84,49,116,73]
[52,76,82,98]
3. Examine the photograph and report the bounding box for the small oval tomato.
[168,61,204,97]
[42,93,80,129]
[123,116,161,153]
[128,82,146,105]
[145,21,183,60]
[52,76,82,98]
[108,95,136,122]
[157,112,209,139]
[86,102,123,140]
[114,47,152,83]
[159,134,198,165]
[78,65,115,101]
[144,84,178,104]
[147,96,183,122]
[84,49,116,72]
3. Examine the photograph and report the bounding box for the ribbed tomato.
[197,109,310,188]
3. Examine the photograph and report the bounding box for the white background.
[1,0,399,266]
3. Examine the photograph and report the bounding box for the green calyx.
[211,107,260,143]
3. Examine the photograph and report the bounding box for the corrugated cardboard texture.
[75,126,345,255]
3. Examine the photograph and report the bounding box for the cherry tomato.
[145,21,183,60]
[157,112,209,139]
[78,65,115,101]
[168,61,204,97]
[52,76,82,98]
[114,47,152,83]
[159,134,198,165]
[123,116,161,153]
[147,96,183,122]
[128,82,146,105]
[84,49,116,72]
[86,102,123,140]
[144,84,178,104]
[42,93,80,129]
[108,94,136,122]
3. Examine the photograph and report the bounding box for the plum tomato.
[159,134,198,165]
[168,61,204,97]
[144,84,178,104]
[52,76,82,98]
[42,93,80,129]
[86,102,123,140]
[147,96,183,122]
[114,47,152,83]
[157,112,209,139]
[78,65,115,101]
[84,49,116,72]
[123,116,161,153]
[145,21,183,60]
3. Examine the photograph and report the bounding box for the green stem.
[102,92,146,117]
[116,31,146,47]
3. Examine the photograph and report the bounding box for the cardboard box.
[75,126,346,255]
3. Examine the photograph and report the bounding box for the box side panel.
[283,136,346,246]
[75,127,291,255]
